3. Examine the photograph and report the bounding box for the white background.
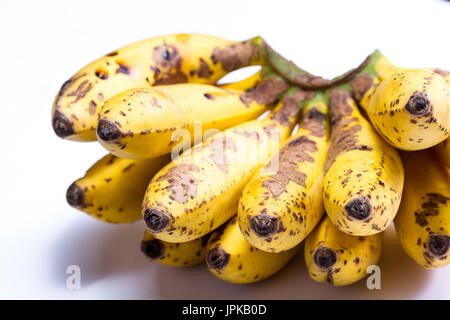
[0,0,449,299]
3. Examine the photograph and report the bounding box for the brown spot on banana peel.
[434,68,450,78]
[350,73,374,103]
[415,193,450,227]
[270,90,316,126]
[239,77,289,106]
[156,163,200,204]
[261,136,317,197]
[190,58,213,78]
[206,136,237,173]
[426,234,450,259]
[66,183,87,208]
[67,80,93,103]
[211,40,260,72]
[206,245,230,270]
[325,89,373,172]
[152,44,188,85]
[140,239,164,259]
[301,108,327,137]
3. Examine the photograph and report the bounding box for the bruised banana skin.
[141,229,209,267]
[238,92,330,252]
[394,150,450,269]
[322,88,404,236]
[52,33,264,141]
[143,88,307,243]
[66,153,169,223]
[304,216,383,286]
[96,69,286,159]
[206,217,299,284]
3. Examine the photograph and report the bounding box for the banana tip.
[250,214,279,237]
[140,240,164,259]
[97,119,121,141]
[144,208,170,232]
[66,183,85,208]
[427,233,450,258]
[53,110,74,138]
[345,196,372,221]
[313,246,338,269]
[206,245,230,270]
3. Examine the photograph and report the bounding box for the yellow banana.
[238,92,330,252]
[143,87,308,243]
[322,88,404,236]
[276,50,450,151]
[395,150,450,269]
[434,138,450,168]
[96,69,288,159]
[52,33,264,141]
[304,216,383,286]
[141,229,209,267]
[434,68,450,86]
[67,153,169,223]
[205,217,299,284]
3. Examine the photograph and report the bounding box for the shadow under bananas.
[153,225,430,300]
[49,215,149,289]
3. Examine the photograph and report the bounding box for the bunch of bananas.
[55,33,450,286]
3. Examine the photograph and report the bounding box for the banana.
[205,217,299,284]
[141,229,209,267]
[304,216,383,286]
[96,68,288,159]
[322,88,404,236]
[52,33,264,141]
[66,153,169,223]
[434,138,450,168]
[238,92,330,252]
[142,87,309,243]
[274,50,450,151]
[394,149,450,269]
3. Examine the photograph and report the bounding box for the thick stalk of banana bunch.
[66,153,169,223]
[142,86,309,243]
[395,150,450,269]
[304,216,383,286]
[205,217,299,284]
[272,50,450,151]
[96,68,289,159]
[238,92,330,253]
[141,229,209,267]
[322,88,404,236]
[52,33,266,141]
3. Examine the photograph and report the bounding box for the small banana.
[238,92,330,252]
[304,216,383,286]
[66,153,169,223]
[96,69,288,159]
[143,87,308,243]
[395,149,450,269]
[322,88,404,236]
[434,138,450,168]
[141,229,209,267]
[275,50,450,151]
[52,33,264,141]
[205,217,299,284]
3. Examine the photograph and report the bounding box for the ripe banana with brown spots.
[275,50,450,151]
[322,88,404,236]
[52,33,265,141]
[66,153,169,223]
[142,87,308,243]
[205,217,299,284]
[304,216,383,286]
[141,229,209,267]
[395,150,450,269]
[96,68,287,159]
[238,92,330,252]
